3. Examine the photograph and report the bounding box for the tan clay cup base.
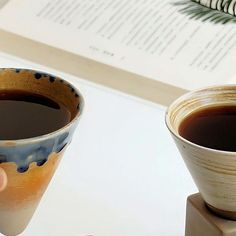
[206,203,236,221]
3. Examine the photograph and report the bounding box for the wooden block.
[185,193,236,236]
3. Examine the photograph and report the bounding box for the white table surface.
[0,52,197,236]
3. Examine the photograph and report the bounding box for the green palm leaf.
[173,0,236,24]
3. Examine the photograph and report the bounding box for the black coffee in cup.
[0,90,71,140]
[179,105,236,152]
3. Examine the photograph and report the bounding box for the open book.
[0,0,236,105]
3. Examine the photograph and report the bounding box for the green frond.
[173,0,236,24]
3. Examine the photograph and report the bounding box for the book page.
[0,0,236,90]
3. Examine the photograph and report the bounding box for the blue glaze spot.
[56,133,69,153]
[57,143,67,153]
[71,88,75,93]
[37,158,47,166]
[67,84,73,90]
[77,104,80,110]
[49,76,56,82]
[15,69,21,73]
[75,93,79,98]
[0,155,6,164]
[17,166,29,173]
[34,73,42,80]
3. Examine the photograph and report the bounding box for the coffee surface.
[179,105,236,152]
[0,90,71,140]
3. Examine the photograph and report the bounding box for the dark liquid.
[0,90,71,140]
[179,105,236,152]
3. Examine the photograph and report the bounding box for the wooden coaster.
[185,193,236,236]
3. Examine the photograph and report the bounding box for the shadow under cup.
[0,68,83,236]
[165,85,236,220]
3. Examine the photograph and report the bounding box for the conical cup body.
[0,68,84,235]
[0,151,64,236]
[166,85,236,220]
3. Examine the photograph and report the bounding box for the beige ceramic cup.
[165,85,236,220]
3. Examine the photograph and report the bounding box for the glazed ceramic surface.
[166,85,236,220]
[0,68,83,235]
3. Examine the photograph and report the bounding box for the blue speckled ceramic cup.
[0,68,84,236]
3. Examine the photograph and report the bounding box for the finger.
[0,168,7,192]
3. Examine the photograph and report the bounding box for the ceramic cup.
[0,68,84,235]
[165,85,236,220]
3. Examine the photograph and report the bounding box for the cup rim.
[165,84,236,155]
[0,67,84,146]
